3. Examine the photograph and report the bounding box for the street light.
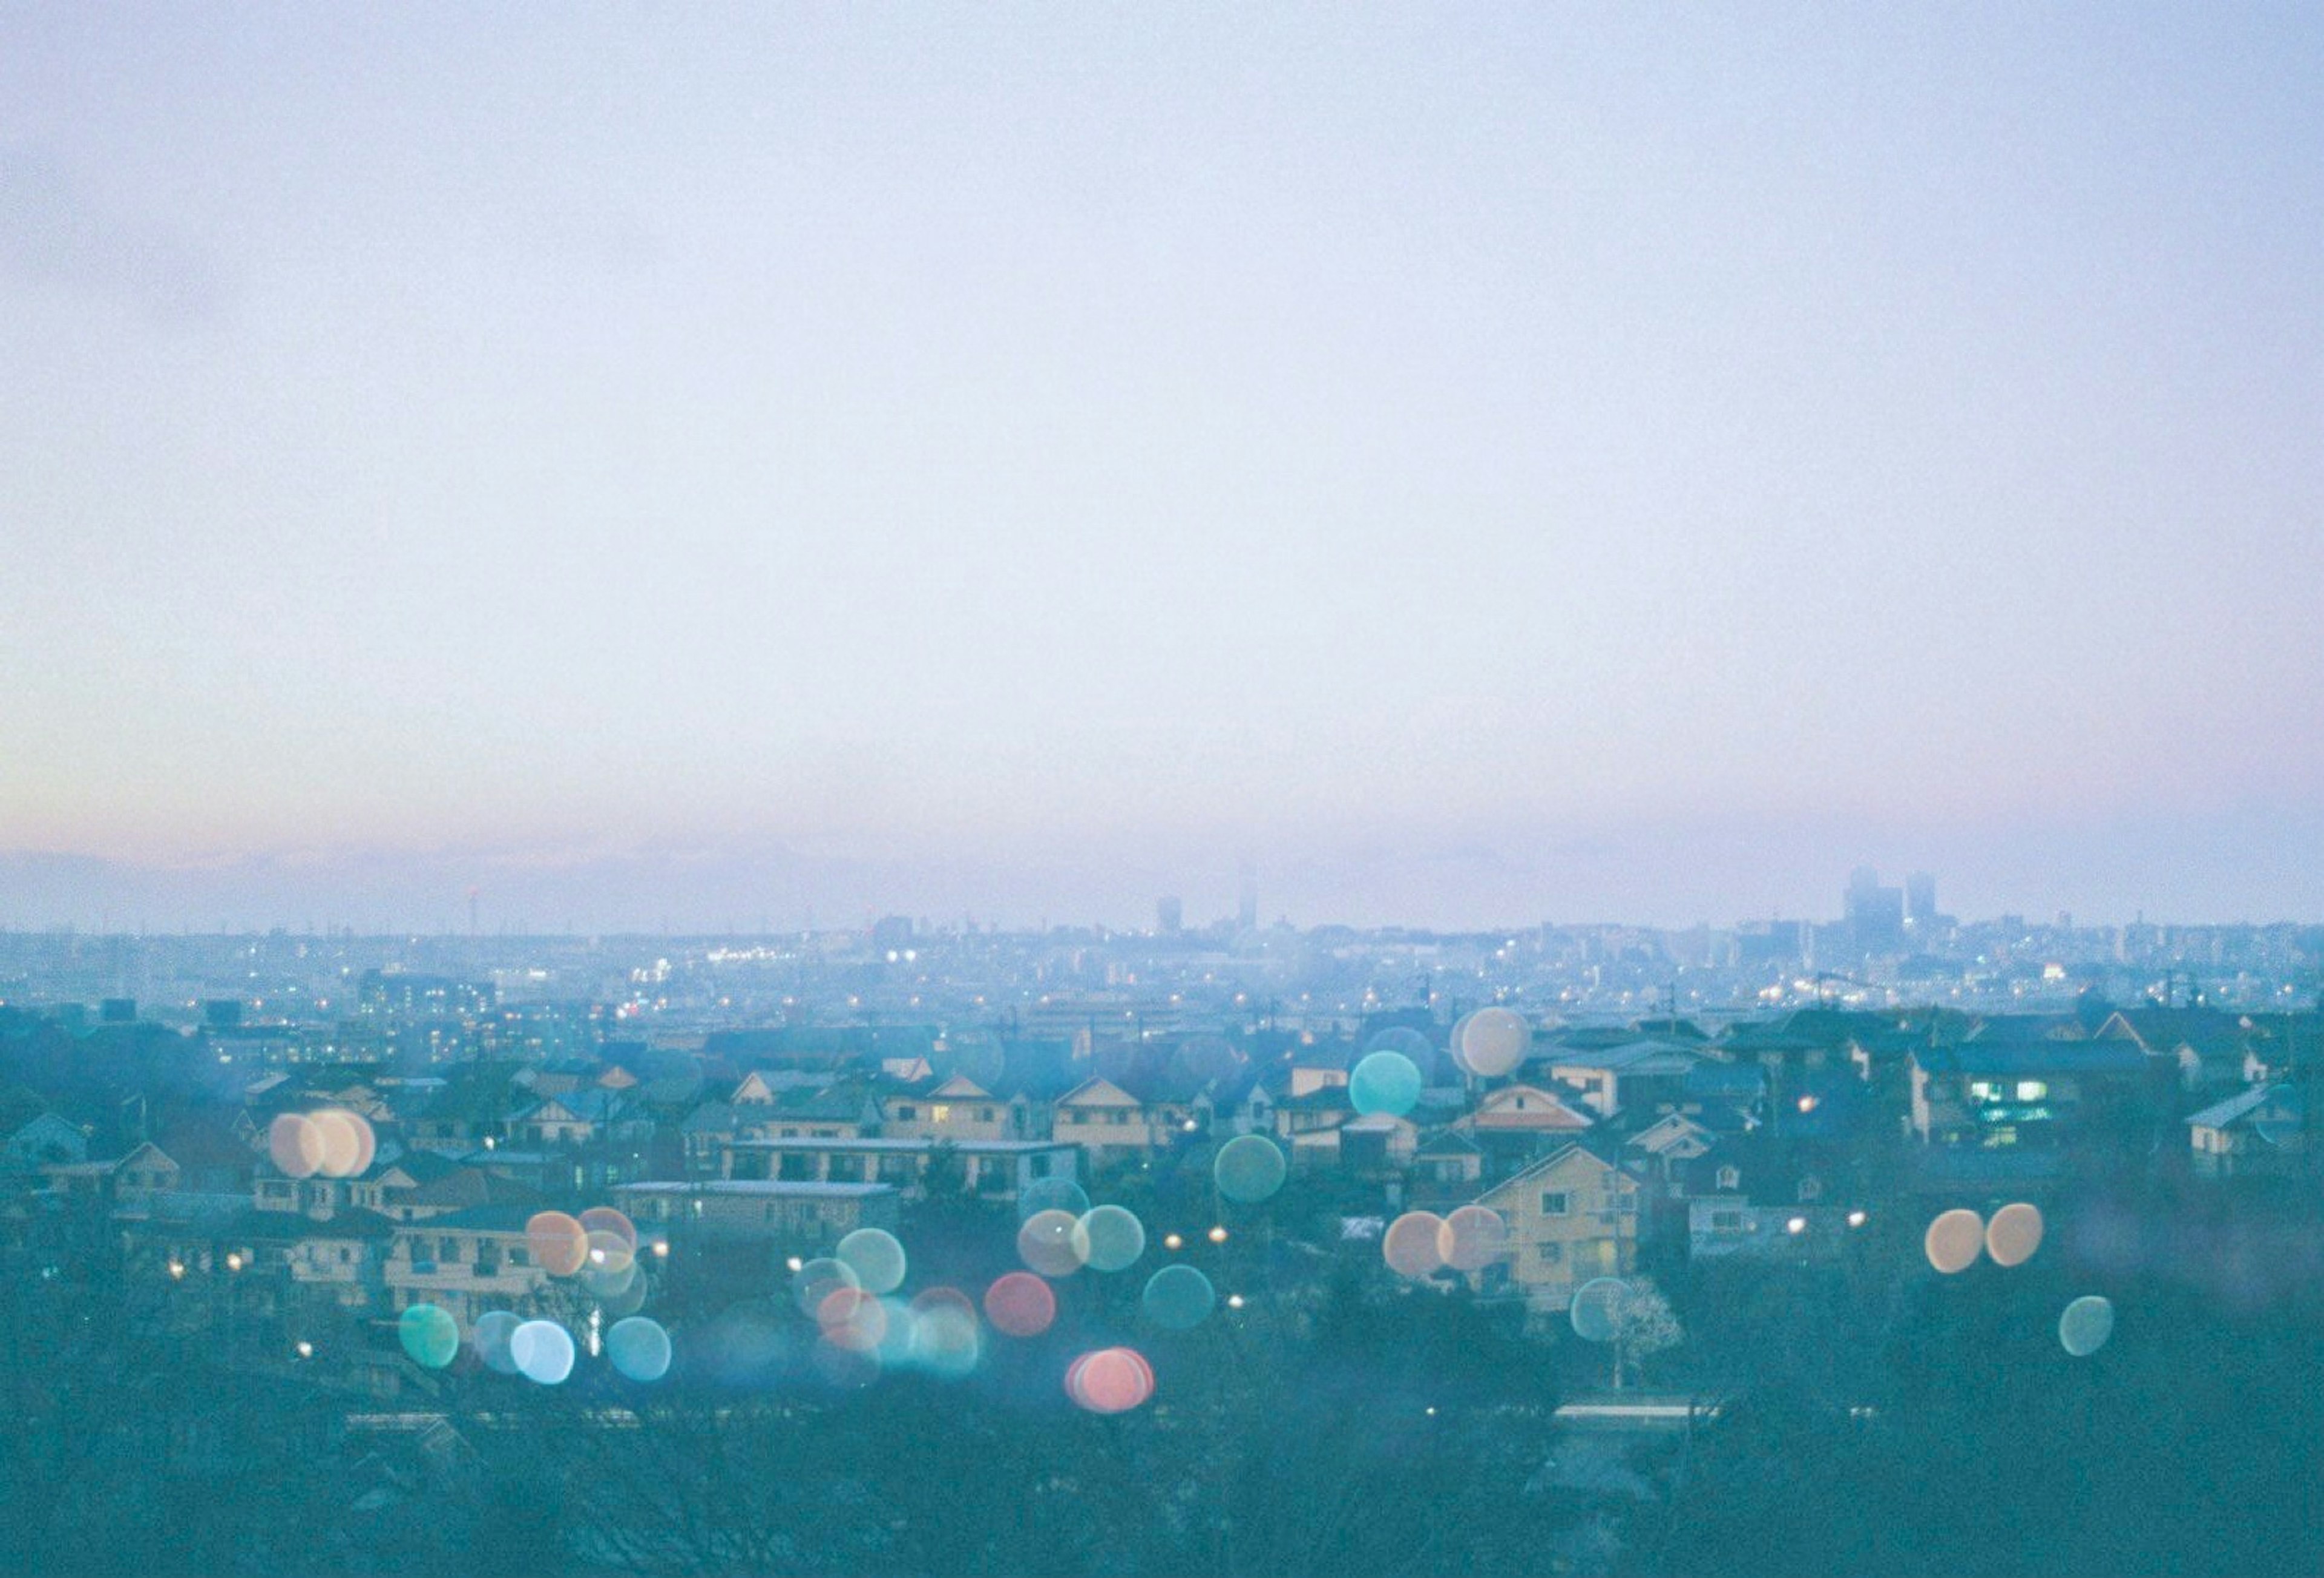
[167,1260,186,1281]
[225,1251,245,1273]
[1207,1226,1228,1244]
[1163,1234,1184,1251]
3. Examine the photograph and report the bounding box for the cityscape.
[8,5,2320,1574]
[2,869,2321,1571]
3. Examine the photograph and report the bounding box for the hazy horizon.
[7,8,2320,932]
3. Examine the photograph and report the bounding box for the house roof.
[1542,1040,1702,1076]
[1414,1129,1483,1159]
[2185,1082,2300,1132]
[1473,1140,1630,1207]
[615,1180,899,1200]
[1915,1041,2153,1077]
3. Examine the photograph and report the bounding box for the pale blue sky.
[4,6,2319,929]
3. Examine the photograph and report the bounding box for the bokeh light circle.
[1570,1278,1629,1343]
[1985,1202,2045,1267]
[310,1109,376,1179]
[2060,1295,2115,1357]
[1455,1007,1531,1078]
[1068,1347,1155,1414]
[985,1271,1059,1337]
[584,1227,637,1276]
[606,1315,672,1381]
[582,1252,642,1300]
[1382,1211,1447,1278]
[817,1287,889,1352]
[268,1114,325,1180]
[510,1318,576,1384]
[1018,1208,1085,1278]
[1924,1208,1986,1274]
[1072,1205,1147,1273]
[471,1309,521,1374]
[579,1206,638,1252]
[909,1289,982,1378]
[836,1228,908,1295]
[793,1257,862,1316]
[1350,1051,1424,1118]
[1437,1205,1510,1272]
[527,1211,589,1277]
[398,1303,459,1369]
[1141,1264,1216,1330]
[1018,1175,1091,1223]
[1213,1134,1288,1204]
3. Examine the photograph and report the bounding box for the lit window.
[2015,1080,2047,1101]
[933,1105,951,1124]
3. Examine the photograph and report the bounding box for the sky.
[3,5,2320,933]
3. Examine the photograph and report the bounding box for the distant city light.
[1847,1210,1868,1228]
[1163,1234,1184,1251]
[1207,1226,1228,1244]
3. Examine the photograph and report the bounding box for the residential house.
[720,1136,1078,1204]
[878,1074,1034,1143]
[1908,1035,2165,1151]
[2186,1083,2305,1179]
[1470,1143,1643,1319]
[614,1179,902,1251]
[384,1204,554,1322]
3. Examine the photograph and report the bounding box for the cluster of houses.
[2,998,2316,1359]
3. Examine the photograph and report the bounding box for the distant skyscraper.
[1843,867,1905,954]
[1156,896,1183,935]
[1237,858,1258,932]
[1906,872,1938,928]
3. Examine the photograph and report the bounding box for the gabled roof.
[1054,1076,1141,1108]
[1471,1084,1594,1131]
[2185,1082,2300,1132]
[1628,1113,1716,1157]
[1473,1140,1626,1208]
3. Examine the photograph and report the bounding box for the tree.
[1610,1278,1682,1390]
